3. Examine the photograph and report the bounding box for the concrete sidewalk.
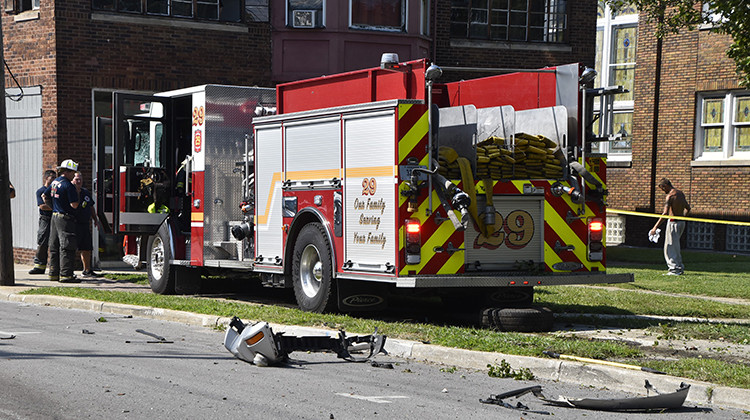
[2,263,750,411]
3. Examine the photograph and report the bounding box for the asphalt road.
[0,300,745,419]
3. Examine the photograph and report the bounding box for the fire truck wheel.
[293,223,336,313]
[481,306,553,332]
[147,231,175,295]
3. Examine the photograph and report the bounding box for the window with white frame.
[592,1,636,161]
[695,91,750,161]
[726,225,750,253]
[449,0,567,43]
[287,0,324,28]
[350,0,404,32]
[686,221,714,250]
[5,0,40,12]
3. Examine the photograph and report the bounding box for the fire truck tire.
[481,306,554,332]
[292,223,337,313]
[147,232,175,295]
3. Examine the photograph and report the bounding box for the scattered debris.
[125,329,174,344]
[480,385,551,415]
[224,316,386,366]
[82,329,95,335]
[481,381,690,414]
[537,381,690,412]
[370,361,394,369]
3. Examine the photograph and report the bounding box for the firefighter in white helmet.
[42,159,82,282]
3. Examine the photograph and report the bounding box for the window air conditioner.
[292,10,316,28]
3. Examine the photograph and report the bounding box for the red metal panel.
[283,189,344,271]
[276,59,428,114]
[190,171,204,266]
[436,72,558,111]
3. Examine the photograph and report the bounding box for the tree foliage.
[606,0,750,86]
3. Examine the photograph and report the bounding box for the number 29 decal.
[361,178,377,196]
[474,210,534,250]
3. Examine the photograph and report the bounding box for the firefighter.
[72,171,102,278]
[44,159,81,283]
[29,170,58,275]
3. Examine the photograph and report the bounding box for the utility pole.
[0,19,15,286]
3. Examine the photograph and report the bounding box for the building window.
[606,215,625,245]
[5,0,40,12]
[695,91,750,160]
[591,1,636,161]
[421,0,430,36]
[449,0,567,43]
[686,221,714,250]
[245,0,269,22]
[91,0,243,22]
[287,0,324,28]
[350,0,404,32]
[726,225,750,253]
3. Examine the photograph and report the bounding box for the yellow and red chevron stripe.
[395,102,607,275]
[397,103,465,275]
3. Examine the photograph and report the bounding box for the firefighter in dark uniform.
[44,159,81,283]
[29,170,58,274]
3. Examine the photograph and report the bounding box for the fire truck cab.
[97,57,632,322]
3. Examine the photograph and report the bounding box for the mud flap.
[336,279,389,312]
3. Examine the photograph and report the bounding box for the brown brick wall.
[433,0,597,80]
[610,16,750,248]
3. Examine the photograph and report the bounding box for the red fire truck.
[96,57,632,325]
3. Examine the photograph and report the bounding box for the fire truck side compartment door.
[343,110,396,272]
[254,125,284,264]
[113,93,174,234]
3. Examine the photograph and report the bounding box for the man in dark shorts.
[72,171,102,278]
[44,159,81,283]
[29,170,58,274]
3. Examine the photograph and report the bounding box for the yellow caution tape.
[607,209,750,227]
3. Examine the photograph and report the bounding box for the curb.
[3,291,750,411]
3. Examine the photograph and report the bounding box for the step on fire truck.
[96,56,632,327]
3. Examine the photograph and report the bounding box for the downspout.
[649,14,664,212]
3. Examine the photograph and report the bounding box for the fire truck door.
[112,93,174,234]
[95,117,113,234]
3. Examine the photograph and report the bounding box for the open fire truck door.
[99,93,175,235]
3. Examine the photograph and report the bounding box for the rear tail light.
[404,219,421,265]
[588,217,604,261]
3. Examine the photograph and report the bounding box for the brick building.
[4,0,271,262]
[596,3,750,253]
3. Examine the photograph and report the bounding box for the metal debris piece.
[480,386,551,415]
[482,381,690,413]
[370,361,394,369]
[125,329,174,344]
[224,316,387,366]
[534,381,690,412]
